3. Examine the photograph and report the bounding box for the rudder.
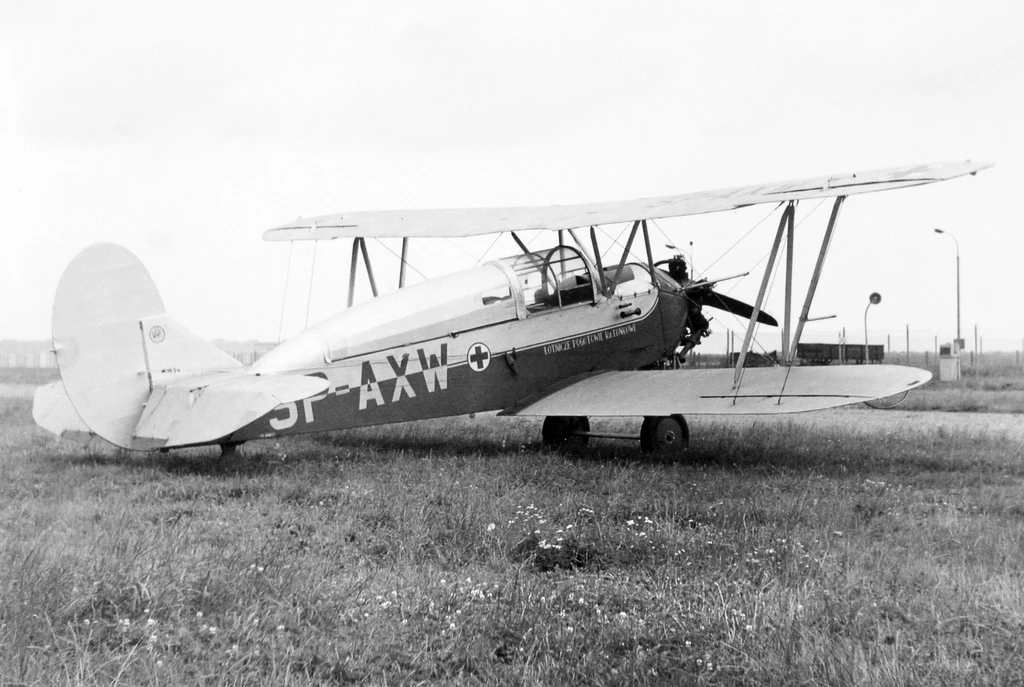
[51,243,241,449]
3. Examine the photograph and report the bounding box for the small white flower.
[487,523,496,532]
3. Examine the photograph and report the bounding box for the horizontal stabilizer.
[133,373,329,449]
[32,381,99,446]
[141,314,243,381]
[502,365,931,417]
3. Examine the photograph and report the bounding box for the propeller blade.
[703,291,779,327]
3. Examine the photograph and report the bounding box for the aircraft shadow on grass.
[53,417,980,480]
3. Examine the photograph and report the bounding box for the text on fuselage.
[542,323,636,356]
[268,343,449,430]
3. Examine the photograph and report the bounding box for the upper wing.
[500,365,931,417]
[265,161,990,241]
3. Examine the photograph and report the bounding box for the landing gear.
[540,414,689,457]
[220,442,243,458]
[541,416,590,447]
[639,414,689,456]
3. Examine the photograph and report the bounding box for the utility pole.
[974,324,979,377]
[934,229,961,349]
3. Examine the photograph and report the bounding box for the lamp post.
[864,292,881,364]
[933,229,961,350]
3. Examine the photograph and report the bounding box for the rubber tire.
[640,414,689,455]
[541,416,591,448]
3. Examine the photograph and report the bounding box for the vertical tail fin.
[48,243,241,449]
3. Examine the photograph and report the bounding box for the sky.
[3,1,1021,354]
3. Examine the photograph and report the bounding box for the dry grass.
[2,393,1024,685]
[881,369,1024,414]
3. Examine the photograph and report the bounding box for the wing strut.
[567,228,596,269]
[787,196,845,361]
[734,202,794,387]
[346,237,380,308]
[510,231,531,256]
[641,220,656,282]
[589,226,607,293]
[398,237,410,288]
[609,220,641,295]
[359,238,379,297]
[346,239,360,308]
[783,209,795,361]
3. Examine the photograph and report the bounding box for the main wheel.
[640,415,689,456]
[541,416,591,447]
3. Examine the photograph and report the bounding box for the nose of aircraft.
[249,329,330,375]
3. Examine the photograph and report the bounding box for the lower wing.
[501,365,930,416]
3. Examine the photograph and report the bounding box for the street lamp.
[864,292,881,364]
[933,228,961,350]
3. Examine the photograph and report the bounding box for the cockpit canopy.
[253,242,654,372]
[497,245,597,313]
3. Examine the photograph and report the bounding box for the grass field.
[2,382,1023,685]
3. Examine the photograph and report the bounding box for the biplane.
[34,161,989,456]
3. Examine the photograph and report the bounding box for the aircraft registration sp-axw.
[34,161,990,456]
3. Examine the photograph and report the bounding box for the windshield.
[494,245,595,313]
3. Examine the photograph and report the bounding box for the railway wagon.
[796,343,885,365]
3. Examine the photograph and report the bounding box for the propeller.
[655,256,779,327]
[696,289,778,327]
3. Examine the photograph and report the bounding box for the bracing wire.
[720,198,827,297]
[304,240,318,329]
[444,236,487,262]
[731,198,829,376]
[597,223,647,266]
[650,218,676,256]
[701,202,784,276]
[372,238,429,282]
[474,232,506,267]
[277,240,294,344]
